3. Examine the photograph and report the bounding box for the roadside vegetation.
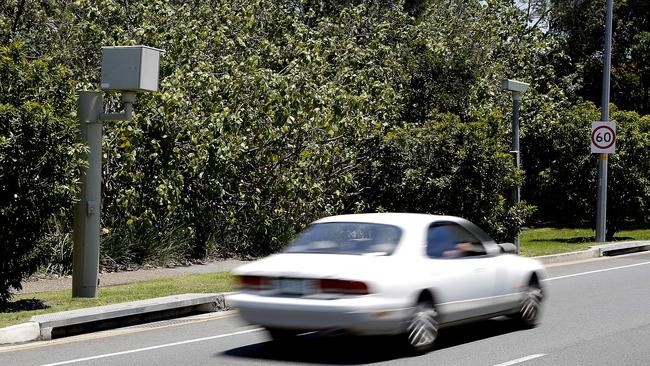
[0,272,236,328]
[1,0,649,304]
[519,226,650,257]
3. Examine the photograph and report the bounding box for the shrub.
[522,101,650,237]
[0,42,85,303]
[360,111,533,242]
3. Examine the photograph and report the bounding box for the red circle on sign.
[591,125,616,149]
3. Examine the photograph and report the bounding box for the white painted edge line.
[493,353,546,366]
[545,260,650,282]
[39,327,263,366]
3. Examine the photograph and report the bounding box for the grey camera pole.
[511,92,522,252]
[72,45,161,298]
[596,0,613,242]
[72,91,103,298]
[502,79,529,253]
[72,92,135,298]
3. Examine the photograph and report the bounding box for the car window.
[426,222,487,258]
[284,222,402,255]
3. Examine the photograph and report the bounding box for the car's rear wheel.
[405,299,439,353]
[514,281,544,328]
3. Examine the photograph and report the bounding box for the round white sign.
[591,121,616,154]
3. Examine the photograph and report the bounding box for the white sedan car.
[228,213,546,353]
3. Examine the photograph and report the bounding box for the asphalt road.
[2,252,650,366]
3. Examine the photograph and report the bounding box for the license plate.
[278,278,309,295]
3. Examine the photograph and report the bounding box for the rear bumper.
[227,292,411,335]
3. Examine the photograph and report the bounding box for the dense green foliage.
[0,42,86,301]
[522,102,650,237]
[0,0,649,302]
[363,111,533,242]
[549,0,650,114]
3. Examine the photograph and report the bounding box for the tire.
[404,299,439,354]
[266,328,301,342]
[513,281,544,328]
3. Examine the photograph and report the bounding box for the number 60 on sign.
[591,121,616,154]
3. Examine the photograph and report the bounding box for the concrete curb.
[32,293,231,340]
[534,240,650,265]
[0,322,40,344]
[534,248,600,265]
[1,240,649,345]
[591,240,650,256]
[0,293,234,345]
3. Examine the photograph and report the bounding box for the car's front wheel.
[405,299,439,353]
[514,281,544,328]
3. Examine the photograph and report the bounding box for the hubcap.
[521,286,543,323]
[408,305,438,348]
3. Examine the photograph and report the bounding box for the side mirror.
[498,243,517,254]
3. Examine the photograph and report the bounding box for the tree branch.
[7,0,26,43]
[524,6,553,35]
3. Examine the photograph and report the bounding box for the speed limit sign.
[591,121,616,154]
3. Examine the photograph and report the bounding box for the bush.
[96,1,416,259]
[0,42,85,303]
[359,111,534,243]
[522,101,650,237]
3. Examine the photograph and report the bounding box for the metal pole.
[596,0,613,242]
[72,91,103,298]
[511,92,522,252]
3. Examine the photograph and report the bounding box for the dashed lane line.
[493,354,546,366]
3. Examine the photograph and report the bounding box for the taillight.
[319,279,370,295]
[239,275,272,291]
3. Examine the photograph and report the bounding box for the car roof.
[314,212,465,227]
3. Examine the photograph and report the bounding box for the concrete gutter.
[1,293,233,345]
[591,240,650,256]
[534,240,650,265]
[0,322,40,344]
[1,240,649,345]
[534,248,600,265]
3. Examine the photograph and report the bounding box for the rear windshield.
[284,222,402,255]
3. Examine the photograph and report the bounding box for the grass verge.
[520,227,650,257]
[0,272,236,329]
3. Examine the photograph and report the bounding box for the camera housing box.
[100,46,163,92]
[501,79,530,94]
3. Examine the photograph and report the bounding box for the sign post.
[595,0,614,243]
[592,120,615,244]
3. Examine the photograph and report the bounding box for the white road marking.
[545,261,650,281]
[0,311,239,354]
[39,328,263,366]
[493,353,546,366]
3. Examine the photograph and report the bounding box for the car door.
[425,222,498,323]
